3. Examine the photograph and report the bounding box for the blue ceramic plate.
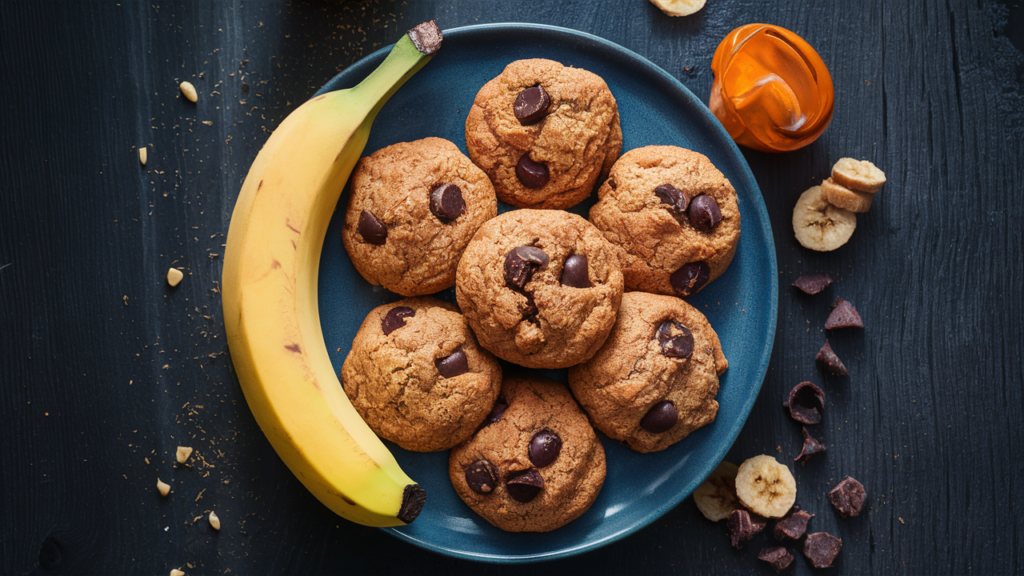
[317,24,777,563]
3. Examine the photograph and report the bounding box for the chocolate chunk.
[516,154,549,189]
[825,297,864,329]
[803,532,842,568]
[513,85,551,125]
[792,273,833,295]
[654,183,688,222]
[815,340,848,376]
[435,348,469,378]
[688,194,723,232]
[504,246,549,290]
[795,427,827,463]
[357,209,387,245]
[669,261,711,297]
[465,460,498,495]
[640,400,678,433]
[656,320,694,359]
[773,509,814,541]
[560,254,592,288]
[783,381,825,425]
[506,468,544,503]
[828,477,866,518]
[407,20,442,56]
[727,509,767,549]
[398,484,427,524]
[429,183,466,224]
[381,306,415,335]
[528,429,562,468]
[758,547,794,572]
[480,398,508,428]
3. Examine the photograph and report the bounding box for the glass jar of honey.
[709,24,834,153]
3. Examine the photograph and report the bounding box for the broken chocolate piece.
[773,508,814,541]
[795,427,827,463]
[465,460,498,495]
[783,382,825,425]
[513,85,551,125]
[357,210,388,245]
[506,468,544,503]
[656,320,694,359]
[828,477,866,518]
[726,509,767,549]
[429,183,466,223]
[825,297,864,329]
[803,532,842,568]
[504,246,549,290]
[793,273,833,295]
[435,348,469,378]
[381,306,415,335]
[654,183,688,223]
[815,340,848,376]
[758,547,794,572]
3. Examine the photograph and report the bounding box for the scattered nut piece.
[735,455,797,518]
[209,511,221,530]
[795,427,827,463]
[792,273,833,295]
[825,297,864,329]
[170,570,185,576]
[816,340,848,376]
[167,268,184,287]
[758,546,795,572]
[139,146,148,166]
[157,478,171,497]
[822,178,873,213]
[693,461,741,522]
[792,186,857,252]
[649,0,705,16]
[727,509,767,549]
[832,157,886,193]
[803,532,843,568]
[784,381,825,425]
[828,476,867,518]
[180,81,198,103]
[176,446,193,464]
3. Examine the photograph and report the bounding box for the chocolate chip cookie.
[448,375,606,532]
[464,59,622,209]
[455,209,624,369]
[589,146,741,297]
[568,291,728,453]
[341,297,502,452]
[342,137,498,296]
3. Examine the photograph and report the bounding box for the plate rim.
[317,21,779,564]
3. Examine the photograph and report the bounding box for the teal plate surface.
[317,23,777,563]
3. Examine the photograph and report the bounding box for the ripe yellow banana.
[221,22,442,527]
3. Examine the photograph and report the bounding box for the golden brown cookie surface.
[342,137,497,296]
[464,59,622,209]
[589,146,740,297]
[455,209,624,369]
[341,297,502,452]
[448,376,606,532]
[568,292,727,453]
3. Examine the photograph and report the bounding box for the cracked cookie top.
[341,297,502,452]
[448,375,606,532]
[568,291,728,453]
[589,145,741,297]
[464,59,622,209]
[342,137,498,297]
[455,209,624,369]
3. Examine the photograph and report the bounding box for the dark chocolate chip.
[640,400,678,433]
[560,254,592,288]
[815,340,848,376]
[758,547,794,573]
[803,532,842,568]
[397,484,427,524]
[480,398,508,429]
[435,348,469,378]
[825,297,864,329]
[795,427,827,463]
[464,460,498,495]
[792,273,834,295]
[773,509,814,541]
[516,154,550,189]
[528,429,562,468]
[828,477,866,518]
[381,306,415,335]
[513,85,551,125]
[688,194,723,232]
[727,509,767,549]
[429,183,466,224]
[783,381,825,425]
[656,320,694,359]
[357,210,387,245]
[506,468,544,503]
[670,261,710,297]
[654,183,688,222]
[504,246,549,290]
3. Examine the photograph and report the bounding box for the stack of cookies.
[339,58,740,533]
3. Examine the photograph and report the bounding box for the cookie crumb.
[167,268,184,287]
[175,446,193,464]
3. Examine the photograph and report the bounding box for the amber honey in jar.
[709,24,834,153]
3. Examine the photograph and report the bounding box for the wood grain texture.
[1,1,1022,574]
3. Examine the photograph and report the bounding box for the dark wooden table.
[2,1,1023,574]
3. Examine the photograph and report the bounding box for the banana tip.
[398,484,427,524]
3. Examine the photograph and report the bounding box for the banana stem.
[350,21,441,119]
